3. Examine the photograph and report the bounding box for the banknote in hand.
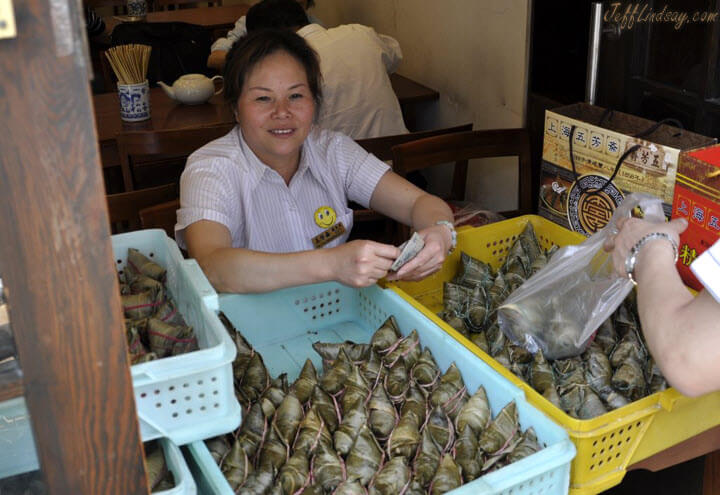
[390,232,425,271]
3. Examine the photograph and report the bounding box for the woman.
[606,216,720,396]
[177,30,455,294]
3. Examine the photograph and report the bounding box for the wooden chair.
[391,129,534,237]
[352,123,473,243]
[116,123,235,191]
[106,182,178,233]
[139,199,180,238]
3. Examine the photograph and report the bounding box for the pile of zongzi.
[436,222,666,419]
[119,248,198,364]
[206,316,543,494]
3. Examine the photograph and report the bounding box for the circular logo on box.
[567,174,624,235]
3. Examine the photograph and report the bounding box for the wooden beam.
[0,1,147,493]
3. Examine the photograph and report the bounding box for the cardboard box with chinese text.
[672,144,720,290]
[539,103,715,235]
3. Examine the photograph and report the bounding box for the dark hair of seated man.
[246,0,310,32]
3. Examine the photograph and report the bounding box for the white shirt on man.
[213,21,408,139]
[298,23,408,139]
[210,13,324,52]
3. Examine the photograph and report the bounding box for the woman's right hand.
[329,240,400,287]
[604,217,687,279]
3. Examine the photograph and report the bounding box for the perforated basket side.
[568,411,656,493]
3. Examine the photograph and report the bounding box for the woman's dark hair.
[223,29,322,112]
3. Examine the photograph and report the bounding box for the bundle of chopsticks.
[105,44,151,85]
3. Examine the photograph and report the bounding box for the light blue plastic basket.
[156,437,198,495]
[184,282,575,495]
[0,424,196,495]
[0,230,241,479]
[0,398,37,480]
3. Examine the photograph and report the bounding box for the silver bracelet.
[435,220,457,254]
[624,232,679,285]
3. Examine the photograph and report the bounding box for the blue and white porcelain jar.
[126,0,148,18]
[118,80,151,122]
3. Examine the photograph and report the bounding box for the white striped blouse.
[175,126,390,253]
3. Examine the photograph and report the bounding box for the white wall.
[314,0,531,211]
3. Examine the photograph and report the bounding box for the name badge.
[312,222,346,248]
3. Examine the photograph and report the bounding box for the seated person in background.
[207,0,321,70]
[605,216,720,397]
[85,6,110,43]
[176,30,455,294]
[215,0,408,139]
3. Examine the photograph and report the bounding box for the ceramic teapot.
[158,74,224,105]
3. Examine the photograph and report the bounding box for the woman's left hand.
[386,224,451,282]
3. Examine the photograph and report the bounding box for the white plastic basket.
[0,230,240,479]
[112,229,240,444]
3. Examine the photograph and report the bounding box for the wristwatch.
[624,232,678,285]
[436,220,457,254]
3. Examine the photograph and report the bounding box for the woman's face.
[236,50,315,171]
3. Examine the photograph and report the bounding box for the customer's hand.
[329,240,399,287]
[604,217,687,278]
[387,224,450,282]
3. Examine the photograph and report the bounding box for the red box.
[672,144,720,290]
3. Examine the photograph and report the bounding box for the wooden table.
[104,5,249,34]
[94,73,440,167]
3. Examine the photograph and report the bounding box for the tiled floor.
[603,456,704,494]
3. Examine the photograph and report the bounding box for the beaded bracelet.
[624,232,679,285]
[436,220,457,254]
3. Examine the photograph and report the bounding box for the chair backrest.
[350,124,473,244]
[106,183,178,233]
[355,123,473,162]
[391,128,533,218]
[116,122,235,191]
[139,199,180,238]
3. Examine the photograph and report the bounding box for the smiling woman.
[175,30,456,294]
[234,51,316,180]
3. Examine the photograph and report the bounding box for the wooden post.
[0,1,148,493]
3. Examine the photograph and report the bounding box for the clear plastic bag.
[496,193,665,359]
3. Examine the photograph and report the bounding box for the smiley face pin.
[314,206,337,229]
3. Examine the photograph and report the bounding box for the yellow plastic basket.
[389,215,720,494]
